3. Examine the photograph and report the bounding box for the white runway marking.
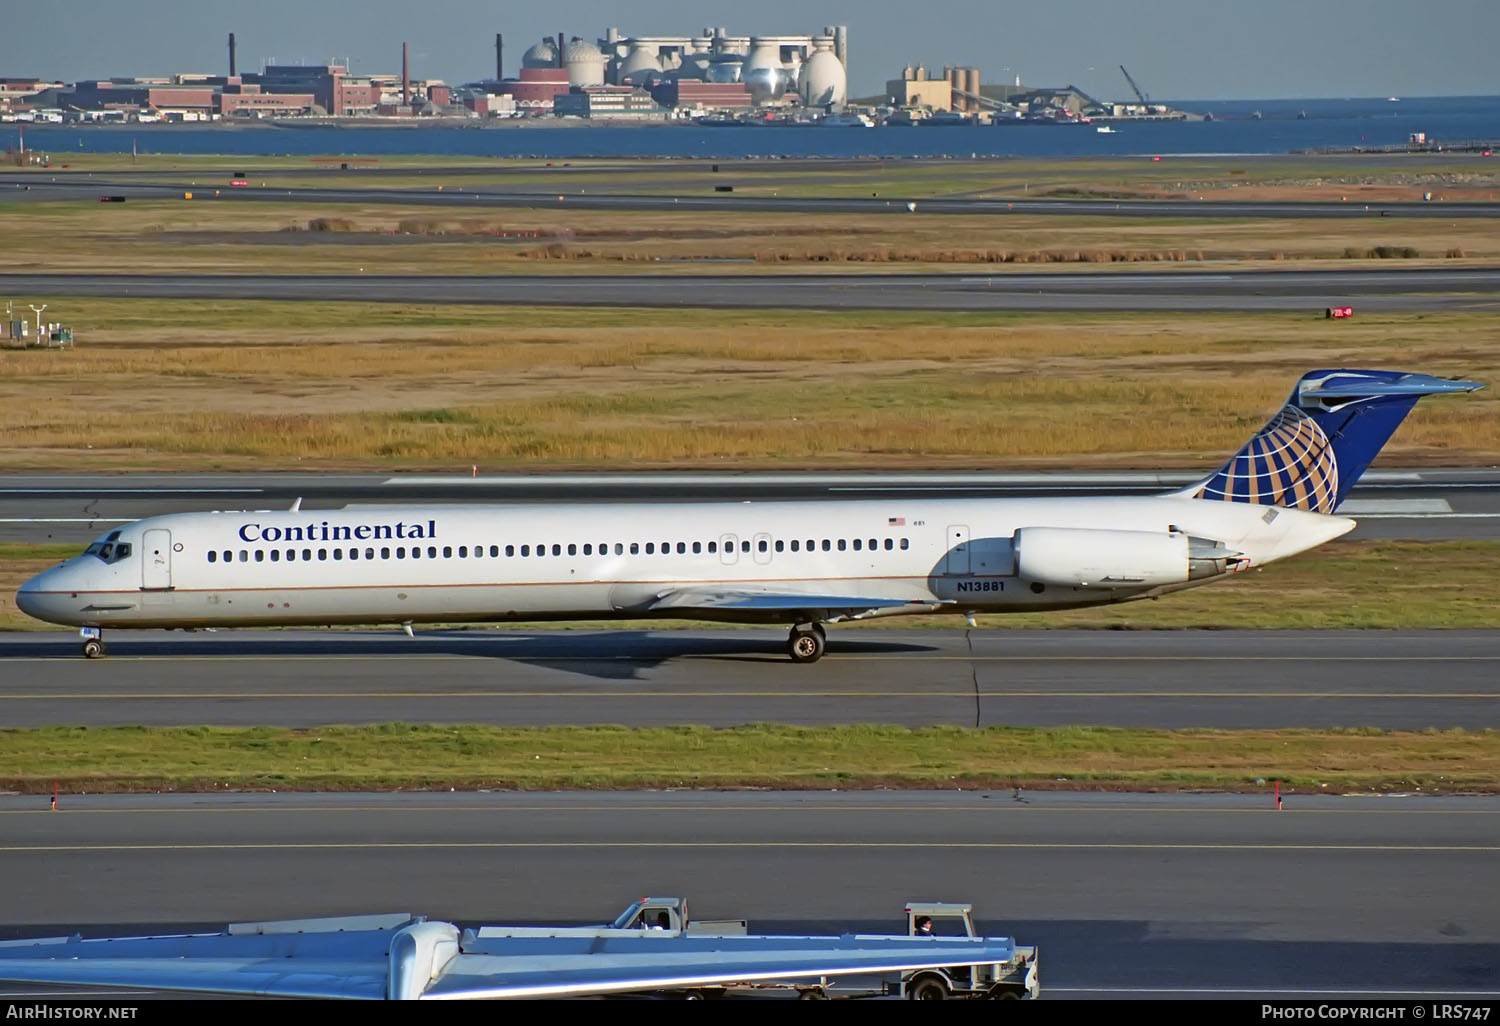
[1339,499,1452,513]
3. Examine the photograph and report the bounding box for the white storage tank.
[619,41,662,83]
[564,38,605,86]
[799,37,846,106]
[744,38,789,103]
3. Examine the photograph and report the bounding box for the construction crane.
[1119,65,1149,106]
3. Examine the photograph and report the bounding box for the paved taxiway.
[1,792,1496,999]
[5,268,1500,312]
[6,172,1500,220]
[1,629,1494,730]
[2,470,1495,544]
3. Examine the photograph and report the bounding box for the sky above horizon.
[4,0,1497,101]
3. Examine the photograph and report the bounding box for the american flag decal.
[888,517,905,526]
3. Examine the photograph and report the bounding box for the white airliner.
[16,370,1480,662]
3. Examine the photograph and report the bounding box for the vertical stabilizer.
[1181,370,1481,512]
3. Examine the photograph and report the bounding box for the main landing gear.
[787,623,826,663]
[80,627,106,659]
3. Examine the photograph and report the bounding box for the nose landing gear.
[80,628,106,659]
[787,622,826,663]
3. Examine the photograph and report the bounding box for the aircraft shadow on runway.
[0,630,936,681]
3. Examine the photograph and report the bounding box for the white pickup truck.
[606,896,749,935]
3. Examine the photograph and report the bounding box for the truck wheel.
[906,976,949,1001]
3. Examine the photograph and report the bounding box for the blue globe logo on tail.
[1193,404,1339,513]
[1186,370,1481,514]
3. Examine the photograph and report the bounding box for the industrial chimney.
[402,41,410,105]
[557,32,565,69]
[495,33,503,80]
[228,32,236,78]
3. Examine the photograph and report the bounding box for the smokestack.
[402,41,409,105]
[228,32,236,78]
[834,25,847,69]
[557,32,565,69]
[495,32,503,80]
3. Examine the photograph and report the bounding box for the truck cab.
[608,897,747,936]
[900,902,1039,1000]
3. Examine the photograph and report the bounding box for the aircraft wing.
[648,587,948,620]
[0,915,1028,1000]
[0,914,410,999]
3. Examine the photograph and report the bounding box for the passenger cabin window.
[630,543,639,555]
[207,551,217,563]
[708,541,717,554]
[837,539,846,551]
[853,539,862,551]
[692,542,701,554]
[645,543,655,555]
[901,538,910,550]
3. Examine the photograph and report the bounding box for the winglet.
[290,497,303,512]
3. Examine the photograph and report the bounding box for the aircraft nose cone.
[15,566,76,625]
[15,579,50,621]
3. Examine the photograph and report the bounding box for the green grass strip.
[3,724,1495,795]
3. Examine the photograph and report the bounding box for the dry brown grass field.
[0,302,1494,470]
[3,199,1499,274]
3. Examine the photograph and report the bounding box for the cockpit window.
[84,540,132,564]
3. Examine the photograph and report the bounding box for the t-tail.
[1180,369,1482,513]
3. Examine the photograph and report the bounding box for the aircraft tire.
[82,639,106,659]
[788,628,825,663]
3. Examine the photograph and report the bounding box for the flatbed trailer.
[502,897,1037,1000]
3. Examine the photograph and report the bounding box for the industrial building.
[493,25,850,112]
[553,85,663,119]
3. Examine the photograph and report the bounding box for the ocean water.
[9,95,1499,160]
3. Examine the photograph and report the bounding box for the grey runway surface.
[5,268,1500,313]
[2,470,1496,544]
[1,791,1496,999]
[1,629,1495,730]
[6,172,1500,220]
